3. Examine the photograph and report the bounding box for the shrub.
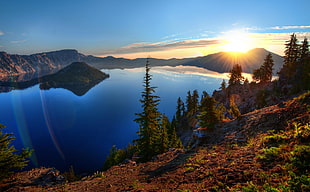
[290,145,310,172]
[257,147,280,162]
[63,166,80,182]
[103,143,136,171]
[256,89,270,109]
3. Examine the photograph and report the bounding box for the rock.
[32,168,65,186]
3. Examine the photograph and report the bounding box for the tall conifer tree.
[300,37,309,60]
[279,33,300,80]
[253,53,274,83]
[135,58,162,161]
[228,64,244,86]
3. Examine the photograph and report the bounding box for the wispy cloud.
[270,25,310,30]
[10,39,27,44]
[100,39,220,55]
[0,30,4,35]
[98,29,310,59]
[245,25,310,32]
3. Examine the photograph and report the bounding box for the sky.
[0,0,309,59]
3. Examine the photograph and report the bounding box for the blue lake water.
[0,67,223,173]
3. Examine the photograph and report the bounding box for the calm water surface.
[0,68,222,173]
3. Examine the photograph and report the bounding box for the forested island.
[0,62,109,96]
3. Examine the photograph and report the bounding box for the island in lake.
[0,62,109,96]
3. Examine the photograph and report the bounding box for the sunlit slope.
[183,48,283,75]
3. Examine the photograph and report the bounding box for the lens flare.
[39,90,65,160]
[11,92,38,167]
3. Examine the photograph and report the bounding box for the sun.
[223,31,254,53]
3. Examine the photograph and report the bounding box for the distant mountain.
[0,48,283,77]
[0,49,85,77]
[0,62,109,96]
[182,48,283,75]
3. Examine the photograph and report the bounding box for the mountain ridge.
[0,48,283,77]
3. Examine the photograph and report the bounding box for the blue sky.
[0,0,309,58]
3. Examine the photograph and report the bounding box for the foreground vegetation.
[0,124,32,181]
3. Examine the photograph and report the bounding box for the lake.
[0,66,224,173]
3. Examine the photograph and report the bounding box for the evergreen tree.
[0,124,32,181]
[279,33,300,80]
[220,79,227,90]
[134,59,162,161]
[186,91,192,112]
[202,91,209,99]
[228,64,244,86]
[253,53,274,83]
[159,115,169,153]
[300,37,309,60]
[168,118,183,148]
[192,90,199,114]
[198,96,219,128]
[228,96,241,118]
[176,97,184,121]
[186,90,199,116]
[299,37,310,90]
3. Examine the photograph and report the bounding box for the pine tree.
[176,97,184,121]
[168,118,183,148]
[228,64,244,86]
[198,96,219,128]
[159,115,169,153]
[220,79,227,90]
[228,96,241,118]
[279,33,300,80]
[300,37,309,61]
[253,53,274,83]
[134,58,162,161]
[192,90,199,114]
[186,91,192,113]
[0,124,32,181]
[299,37,310,90]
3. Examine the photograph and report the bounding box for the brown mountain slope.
[1,92,309,191]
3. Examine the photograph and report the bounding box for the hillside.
[39,62,109,96]
[0,48,283,78]
[183,48,283,74]
[0,50,85,77]
[2,92,309,191]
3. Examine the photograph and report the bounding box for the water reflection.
[0,71,108,96]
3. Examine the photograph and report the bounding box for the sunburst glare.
[223,30,255,53]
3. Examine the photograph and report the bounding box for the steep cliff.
[0,50,84,77]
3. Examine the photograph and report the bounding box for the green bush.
[63,166,80,182]
[257,147,280,162]
[256,89,270,109]
[288,172,310,192]
[0,124,32,181]
[103,143,136,171]
[290,145,310,172]
[241,181,259,192]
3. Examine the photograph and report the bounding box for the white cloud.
[245,25,310,32]
[100,38,221,55]
[270,25,310,30]
[10,39,27,44]
[0,31,4,35]
[98,29,310,59]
